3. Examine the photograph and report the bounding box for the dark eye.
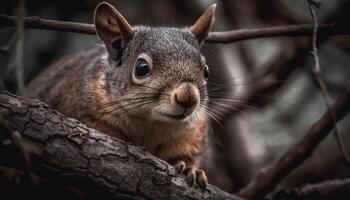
[203,64,209,79]
[134,59,151,78]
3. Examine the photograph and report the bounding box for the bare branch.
[0,14,95,34]
[12,0,25,94]
[267,178,350,200]
[238,83,350,199]
[306,0,350,165]
[207,23,329,43]
[208,23,349,43]
[1,14,350,43]
[0,0,26,93]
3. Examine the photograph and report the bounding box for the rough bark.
[0,91,242,200]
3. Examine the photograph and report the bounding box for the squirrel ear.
[190,4,216,46]
[94,2,134,52]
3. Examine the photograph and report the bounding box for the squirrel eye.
[134,59,151,78]
[203,64,209,79]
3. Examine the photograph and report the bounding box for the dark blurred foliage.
[1,0,350,196]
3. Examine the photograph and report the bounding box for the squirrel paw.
[174,160,207,191]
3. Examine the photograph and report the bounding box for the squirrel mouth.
[158,110,192,120]
[162,113,187,120]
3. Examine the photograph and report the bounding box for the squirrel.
[27,2,216,190]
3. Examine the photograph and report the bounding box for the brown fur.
[27,2,216,189]
[27,43,207,164]
[27,45,208,166]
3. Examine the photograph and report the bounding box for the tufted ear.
[190,4,216,46]
[94,2,134,60]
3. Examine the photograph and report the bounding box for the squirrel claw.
[173,160,208,191]
[184,166,196,186]
[196,169,207,190]
[174,160,186,174]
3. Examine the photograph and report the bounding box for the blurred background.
[1,0,350,195]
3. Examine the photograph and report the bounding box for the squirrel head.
[93,2,216,123]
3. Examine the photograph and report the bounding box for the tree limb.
[0,0,26,93]
[306,0,350,165]
[0,91,242,200]
[1,14,350,43]
[0,14,95,34]
[267,178,350,200]
[207,23,349,43]
[238,83,350,199]
[12,0,25,94]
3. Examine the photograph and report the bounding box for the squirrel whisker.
[207,79,287,88]
[200,104,223,125]
[104,78,161,91]
[104,98,158,114]
[96,96,158,111]
[209,99,257,113]
[111,99,159,118]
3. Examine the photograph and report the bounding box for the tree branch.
[0,1,26,93]
[207,23,349,43]
[238,83,350,199]
[12,0,25,94]
[306,0,350,165]
[0,14,95,34]
[267,178,350,200]
[1,14,350,43]
[0,92,242,200]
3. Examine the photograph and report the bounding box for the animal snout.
[172,83,199,112]
[175,93,196,108]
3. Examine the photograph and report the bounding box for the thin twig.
[307,0,350,165]
[207,23,349,43]
[0,1,25,93]
[1,14,350,43]
[267,178,350,200]
[0,14,95,34]
[13,0,25,94]
[238,83,350,199]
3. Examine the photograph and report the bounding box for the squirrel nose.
[175,93,196,108]
[172,83,199,111]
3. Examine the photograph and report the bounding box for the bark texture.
[0,91,242,200]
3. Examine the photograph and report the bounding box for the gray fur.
[27,26,208,123]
